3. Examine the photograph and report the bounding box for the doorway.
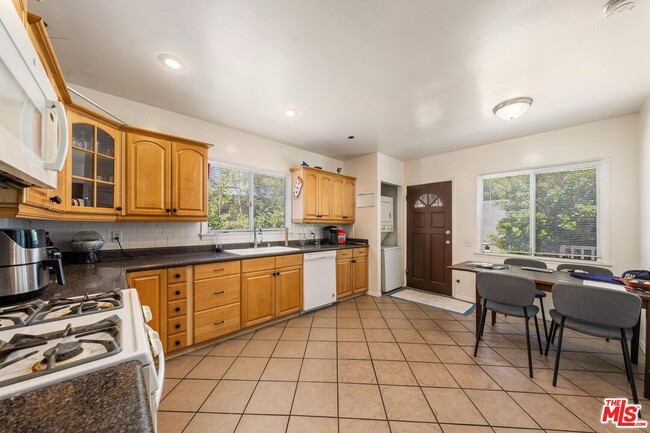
[406,181,452,296]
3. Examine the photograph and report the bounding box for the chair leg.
[474,301,488,357]
[621,329,639,405]
[545,320,556,356]
[524,307,533,378]
[538,296,548,344]
[621,338,631,383]
[534,315,543,355]
[491,310,496,326]
[552,317,566,387]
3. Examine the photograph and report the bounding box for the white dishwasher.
[303,251,337,312]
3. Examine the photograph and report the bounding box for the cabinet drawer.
[194,261,241,280]
[168,299,188,318]
[242,257,276,273]
[167,267,187,283]
[337,249,353,259]
[276,254,302,268]
[353,248,368,258]
[194,303,241,343]
[167,333,188,352]
[195,275,240,312]
[168,316,187,334]
[168,282,187,301]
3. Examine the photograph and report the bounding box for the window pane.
[482,175,530,254]
[207,166,250,231]
[254,173,285,230]
[535,168,597,260]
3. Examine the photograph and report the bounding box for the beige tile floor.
[158,294,650,433]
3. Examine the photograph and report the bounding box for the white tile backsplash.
[0,218,352,251]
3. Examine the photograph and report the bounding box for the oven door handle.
[145,324,165,405]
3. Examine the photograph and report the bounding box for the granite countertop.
[42,242,368,302]
[0,361,153,433]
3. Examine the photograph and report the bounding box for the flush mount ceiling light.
[158,54,186,71]
[284,108,299,117]
[603,0,640,17]
[493,97,533,120]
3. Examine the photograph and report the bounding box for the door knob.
[445,240,451,245]
[445,230,451,235]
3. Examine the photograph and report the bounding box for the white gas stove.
[0,289,164,429]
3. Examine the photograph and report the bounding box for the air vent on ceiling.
[603,0,641,17]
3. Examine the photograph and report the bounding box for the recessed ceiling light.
[284,108,299,117]
[603,0,639,17]
[493,97,533,120]
[158,54,186,71]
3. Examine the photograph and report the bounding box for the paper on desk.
[583,280,627,292]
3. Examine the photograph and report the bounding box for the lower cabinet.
[336,248,368,299]
[127,269,166,348]
[126,249,365,353]
[241,255,303,328]
[193,261,241,343]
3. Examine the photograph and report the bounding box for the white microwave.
[0,3,68,189]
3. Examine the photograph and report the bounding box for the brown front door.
[407,181,452,295]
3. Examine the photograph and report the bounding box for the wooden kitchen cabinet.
[193,260,241,343]
[336,248,368,299]
[290,166,356,224]
[336,258,353,299]
[64,107,122,218]
[276,265,303,317]
[241,270,276,327]
[12,0,28,29]
[124,128,209,220]
[241,255,303,328]
[125,133,170,217]
[127,269,166,345]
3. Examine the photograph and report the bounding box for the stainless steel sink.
[225,246,300,256]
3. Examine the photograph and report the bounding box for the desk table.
[449,261,650,398]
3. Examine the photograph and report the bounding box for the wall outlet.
[464,240,472,247]
[111,230,123,243]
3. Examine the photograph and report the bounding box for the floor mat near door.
[390,288,475,316]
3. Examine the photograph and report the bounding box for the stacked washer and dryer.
[380,196,403,293]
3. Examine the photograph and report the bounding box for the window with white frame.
[205,162,287,232]
[478,161,604,261]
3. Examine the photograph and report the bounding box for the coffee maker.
[0,229,65,303]
[324,226,339,245]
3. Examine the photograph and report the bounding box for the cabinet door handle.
[214,290,225,295]
[175,340,181,346]
[343,216,348,219]
[50,196,62,204]
[213,268,225,272]
[175,307,181,312]
[172,208,177,213]
[166,208,171,213]
[175,324,181,329]
[175,290,181,295]
[351,260,357,263]
[115,206,122,211]
[175,273,181,278]
[214,320,225,326]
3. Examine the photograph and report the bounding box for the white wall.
[405,114,641,302]
[638,98,650,349]
[0,85,345,250]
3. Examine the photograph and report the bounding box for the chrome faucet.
[254,224,263,248]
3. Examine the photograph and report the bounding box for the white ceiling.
[31,0,650,161]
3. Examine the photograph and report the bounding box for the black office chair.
[556,264,613,276]
[493,258,548,342]
[545,283,641,404]
[474,272,542,377]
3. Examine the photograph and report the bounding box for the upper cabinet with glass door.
[64,107,122,217]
